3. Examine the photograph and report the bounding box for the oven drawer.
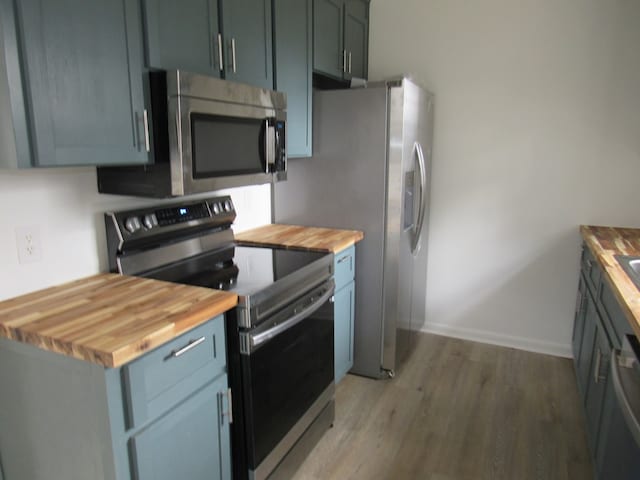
[123,315,226,429]
[334,245,355,291]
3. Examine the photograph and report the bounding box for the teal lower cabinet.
[130,376,231,480]
[334,280,355,383]
[334,245,356,383]
[0,315,231,480]
[572,244,640,479]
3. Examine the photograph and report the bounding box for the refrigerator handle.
[412,142,428,254]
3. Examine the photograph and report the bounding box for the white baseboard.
[417,322,573,358]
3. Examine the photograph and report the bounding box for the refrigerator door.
[395,79,434,368]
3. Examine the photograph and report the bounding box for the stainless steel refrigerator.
[272,77,434,379]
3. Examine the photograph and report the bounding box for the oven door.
[239,280,335,480]
[168,94,286,194]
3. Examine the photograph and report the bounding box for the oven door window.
[191,113,266,178]
[241,300,334,469]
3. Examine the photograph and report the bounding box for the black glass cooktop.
[144,245,330,297]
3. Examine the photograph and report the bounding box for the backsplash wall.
[0,167,271,301]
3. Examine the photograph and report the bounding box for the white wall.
[0,167,271,301]
[369,0,640,356]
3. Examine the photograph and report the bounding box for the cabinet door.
[343,0,368,80]
[131,376,232,480]
[143,0,221,76]
[584,324,610,454]
[334,281,355,383]
[572,275,588,367]
[12,0,149,166]
[313,0,344,79]
[273,0,312,157]
[576,291,598,399]
[220,0,273,89]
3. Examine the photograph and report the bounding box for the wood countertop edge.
[235,224,364,253]
[0,275,239,368]
[236,238,361,253]
[580,226,640,339]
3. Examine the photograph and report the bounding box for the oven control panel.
[154,203,210,227]
[107,195,236,243]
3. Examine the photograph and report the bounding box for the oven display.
[155,204,209,226]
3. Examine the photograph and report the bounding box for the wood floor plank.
[291,332,593,480]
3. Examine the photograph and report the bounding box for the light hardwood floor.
[292,333,593,480]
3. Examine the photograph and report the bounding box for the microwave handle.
[265,118,276,172]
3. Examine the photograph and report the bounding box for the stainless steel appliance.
[97,70,287,198]
[273,77,434,378]
[601,334,640,479]
[105,195,334,480]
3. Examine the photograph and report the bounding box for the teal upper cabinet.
[143,0,273,89]
[142,0,221,76]
[273,0,312,157]
[313,0,369,81]
[0,0,150,167]
[313,0,344,79]
[343,0,368,80]
[220,0,273,89]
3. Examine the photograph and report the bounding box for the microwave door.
[176,97,276,193]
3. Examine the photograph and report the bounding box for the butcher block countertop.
[0,273,238,368]
[235,224,364,253]
[581,225,640,338]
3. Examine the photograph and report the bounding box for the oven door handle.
[243,285,335,354]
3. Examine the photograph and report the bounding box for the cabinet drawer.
[582,245,601,296]
[123,315,226,429]
[334,245,355,290]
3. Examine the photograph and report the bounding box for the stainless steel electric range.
[105,195,335,480]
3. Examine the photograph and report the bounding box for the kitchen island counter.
[235,223,364,253]
[581,225,640,339]
[0,273,238,367]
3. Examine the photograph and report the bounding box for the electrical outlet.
[15,226,42,264]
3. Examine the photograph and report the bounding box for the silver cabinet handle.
[337,255,352,264]
[168,336,206,358]
[216,33,224,72]
[348,51,352,74]
[231,38,237,73]
[594,348,606,383]
[220,388,233,425]
[142,109,150,153]
[342,49,347,73]
[136,110,150,152]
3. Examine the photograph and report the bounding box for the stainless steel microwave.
[97,70,286,197]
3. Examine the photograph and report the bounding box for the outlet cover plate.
[15,226,42,264]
